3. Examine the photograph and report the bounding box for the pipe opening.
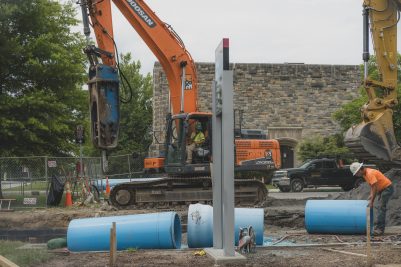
[172,213,182,249]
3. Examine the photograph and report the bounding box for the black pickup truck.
[271,158,368,192]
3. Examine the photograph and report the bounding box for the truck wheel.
[341,184,353,191]
[278,186,291,192]
[354,178,364,188]
[290,179,304,192]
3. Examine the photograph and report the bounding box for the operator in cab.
[350,162,394,235]
[186,122,205,164]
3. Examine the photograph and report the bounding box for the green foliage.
[112,53,153,155]
[332,88,367,132]
[297,134,351,162]
[333,55,401,142]
[126,247,138,252]
[0,0,87,157]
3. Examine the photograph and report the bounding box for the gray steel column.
[80,144,84,180]
[221,70,235,256]
[212,81,223,249]
[45,156,48,208]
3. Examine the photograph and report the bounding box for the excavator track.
[109,176,268,209]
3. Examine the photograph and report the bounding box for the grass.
[265,184,275,190]
[0,240,53,267]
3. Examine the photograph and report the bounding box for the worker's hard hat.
[195,123,202,131]
[350,162,363,176]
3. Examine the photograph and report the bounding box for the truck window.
[324,161,337,169]
[314,162,323,169]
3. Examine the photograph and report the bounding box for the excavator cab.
[164,112,212,176]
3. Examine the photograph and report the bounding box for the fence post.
[45,156,48,208]
[127,155,132,178]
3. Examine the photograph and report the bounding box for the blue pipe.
[187,204,264,248]
[305,200,373,234]
[67,212,181,251]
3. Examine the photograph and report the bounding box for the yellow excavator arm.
[345,0,401,163]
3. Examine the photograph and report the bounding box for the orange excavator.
[79,0,281,208]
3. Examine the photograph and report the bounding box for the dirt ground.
[2,197,401,266]
[0,197,306,230]
[40,244,401,267]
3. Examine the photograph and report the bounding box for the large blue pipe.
[187,204,264,248]
[67,212,181,251]
[305,200,373,234]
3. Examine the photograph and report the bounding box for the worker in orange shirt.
[350,162,394,235]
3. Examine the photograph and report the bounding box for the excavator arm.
[80,0,198,150]
[345,0,401,163]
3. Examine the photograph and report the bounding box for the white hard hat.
[350,162,363,176]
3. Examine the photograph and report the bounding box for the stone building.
[150,62,360,168]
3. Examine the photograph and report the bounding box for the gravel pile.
[334,168,401,226]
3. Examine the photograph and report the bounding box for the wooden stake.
[110,222,117,267]
[0,255,19,267]
[366,207,372,266]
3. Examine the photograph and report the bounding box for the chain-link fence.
[0,153,146,210]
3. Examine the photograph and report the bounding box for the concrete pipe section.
[67,212,181,251]
[187,203,264,248]
[305,200,373,234]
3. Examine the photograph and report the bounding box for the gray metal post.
[206,38,245,264]
[221,70,235,256]
[127,154,132,178]
[212,81,223,249]
[45,156,48,208]
[211,38,235,256]
[80,144,84,180]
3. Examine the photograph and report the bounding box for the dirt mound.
[334,168,401,226]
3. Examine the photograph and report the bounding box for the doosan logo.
[126,0,156,28]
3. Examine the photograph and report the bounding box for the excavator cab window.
[185,117,212,164]
[166,118,186,164]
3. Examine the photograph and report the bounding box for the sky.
[71,0,401,76]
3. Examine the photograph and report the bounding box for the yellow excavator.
[345,0,401,166]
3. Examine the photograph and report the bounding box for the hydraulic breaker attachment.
[345,109,401,162]
[88,64,120,149]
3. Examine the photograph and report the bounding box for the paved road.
[269,188,342,199]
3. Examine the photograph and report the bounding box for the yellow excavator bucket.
[344,110,401,162]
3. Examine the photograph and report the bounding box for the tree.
[297,134,351,162]
[111,53,153,155]
[333,55,401,141]
[0,0,87,157]
[97,53,153,176]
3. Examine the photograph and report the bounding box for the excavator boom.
[79,0,282,208]
[81,0,199,150]
[345,0,401,164]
